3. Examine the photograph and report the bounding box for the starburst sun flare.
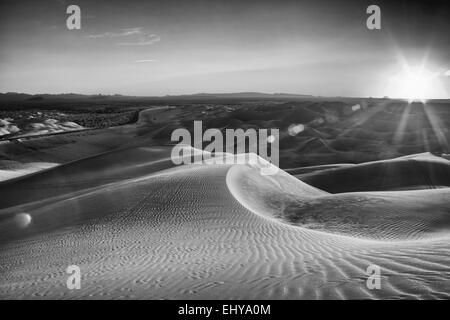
[387,64,446,102]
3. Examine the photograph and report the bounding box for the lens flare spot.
[14,213,32,228]
[352,104,361,111]
[288,124,305,136]
[314,117,325,125]
[267,135,276,143]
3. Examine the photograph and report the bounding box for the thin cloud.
[445,70,450,76]
[135,59,158,63]
[117,34,161,46]
[87,28,161,46]
[87,28,143,39]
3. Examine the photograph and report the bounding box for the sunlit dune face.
[388,66,442,103]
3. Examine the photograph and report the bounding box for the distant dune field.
[1,100,450,181]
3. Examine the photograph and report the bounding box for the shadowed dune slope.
[297,153,450,193]
[0,146,174,210]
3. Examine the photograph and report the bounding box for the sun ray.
[422,103,449,153]
[336,99,390,139]
[392,103,412,145]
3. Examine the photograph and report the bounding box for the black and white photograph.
[0,0,449,304]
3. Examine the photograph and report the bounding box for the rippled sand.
[0,148,449,299]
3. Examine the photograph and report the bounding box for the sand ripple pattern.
[0,149,449,299]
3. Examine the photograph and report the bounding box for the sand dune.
[2,101,450,174]
[228,163,450,241]
[0,160,57,181]
[0,146,174,209]
[0,148,449,299]
[298,153,450,193]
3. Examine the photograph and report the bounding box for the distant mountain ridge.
[0,92,314,102]
[1,92,448,104]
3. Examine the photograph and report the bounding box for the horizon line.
[2,91,448,101]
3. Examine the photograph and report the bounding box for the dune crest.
[227,157,450,241]
[299,152,450,193]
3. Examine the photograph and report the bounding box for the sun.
[388,65,441,103]
[397,67,433,102]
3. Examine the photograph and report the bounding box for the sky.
[0,0,449,98]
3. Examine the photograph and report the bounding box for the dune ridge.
[227,163,450,241]
[298,153,450,193]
